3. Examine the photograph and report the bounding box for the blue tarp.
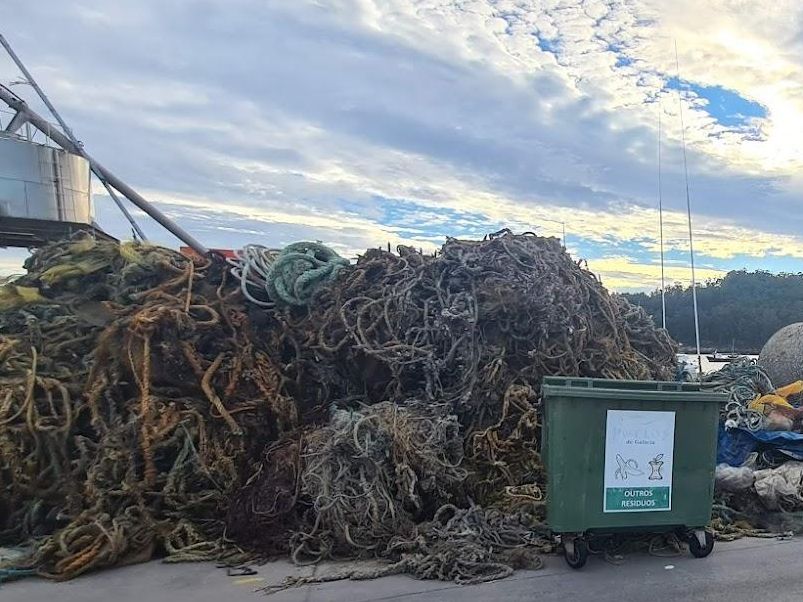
[717,423,803,465]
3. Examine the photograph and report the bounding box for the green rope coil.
[266,242,350,306]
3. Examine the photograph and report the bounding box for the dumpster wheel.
[687,529,714,558]
[563,537,589,569]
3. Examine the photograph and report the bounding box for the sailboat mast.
[673,41,703,375]
[658,103,667,330]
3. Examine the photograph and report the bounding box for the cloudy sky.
[2,0,802,291]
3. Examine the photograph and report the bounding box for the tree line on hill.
[622,270,803,352]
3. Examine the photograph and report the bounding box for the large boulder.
[760,322,803,387]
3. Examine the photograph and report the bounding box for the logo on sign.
[603,410,675,513]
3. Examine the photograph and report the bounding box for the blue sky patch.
[606,43,634,68]
[536,36,559,55]
[666,76,767,127]
[707,253,802,274]
[615,55,634,68]
[367,197,489,242]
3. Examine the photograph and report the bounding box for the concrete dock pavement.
[3,536,803,602]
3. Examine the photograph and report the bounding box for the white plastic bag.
[715,463,755,492]
[754,462,803,510]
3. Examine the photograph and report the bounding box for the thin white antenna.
[673,40,703,376]
[657,102,666,330]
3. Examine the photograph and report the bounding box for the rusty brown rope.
[0,237,296,579]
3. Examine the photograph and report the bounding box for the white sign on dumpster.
[603,410,675,513]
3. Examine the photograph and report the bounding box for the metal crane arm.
[0,84,208,255]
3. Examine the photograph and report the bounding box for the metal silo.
[0,33,208,254]
[0,130,102,246]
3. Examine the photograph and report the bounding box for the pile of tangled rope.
[1,230,678,586]
[270,230,676,418]
[704,359,773,432]
[0,236,295,580]
[703,360,802,541]
[228,230,677,586]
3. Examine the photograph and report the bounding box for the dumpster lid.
[543,376,703,391]
[541,376,727,403]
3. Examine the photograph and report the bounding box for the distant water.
[677,353,759,375]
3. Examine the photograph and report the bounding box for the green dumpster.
[541,376,727,568]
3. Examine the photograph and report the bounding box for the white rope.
[724,401,764,432]
[227,244,280,307]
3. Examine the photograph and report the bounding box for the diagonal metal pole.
[0,33,75,140]
[100,180,147,241]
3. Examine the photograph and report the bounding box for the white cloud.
[0,250,28,278]
[1,0,803,292]
[587,255,726,292]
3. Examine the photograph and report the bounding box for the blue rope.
[0,567,36,584]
